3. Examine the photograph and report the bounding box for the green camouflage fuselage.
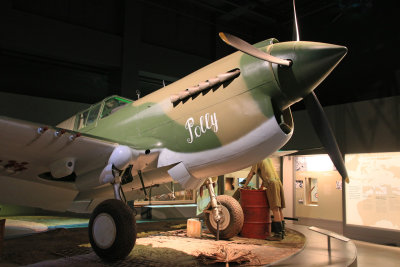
[80,39,285,153]
[63,38,346,194]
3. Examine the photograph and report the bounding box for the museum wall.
[294,170,342,221]
[282,154,345,234]
[284,96,400,244]
[284,95,400,154]
[0,92,89,125]
[282,156,294,219]
[284,96,400,222]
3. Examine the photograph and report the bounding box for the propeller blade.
[292,0,300,41]
[219,32,292,67]
[304,92,349,183]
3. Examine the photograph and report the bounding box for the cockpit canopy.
[57,95,133,131]
[74,96,132,130]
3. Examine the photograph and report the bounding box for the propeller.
[290,0,348,183]
[304,92,349,183]
[292,0,300,41]
[219,32,292,67]
[218,0,349,183]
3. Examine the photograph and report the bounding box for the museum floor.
[1,216,400,266]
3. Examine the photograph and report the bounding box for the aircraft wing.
[0,116,118,211]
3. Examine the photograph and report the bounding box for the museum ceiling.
[0,0,398,109]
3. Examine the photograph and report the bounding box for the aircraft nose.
[271,41,347,110]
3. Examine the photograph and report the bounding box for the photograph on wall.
[294,154,342,221]
[309,178,318,203]
[295,180,303,188]
[345,152,400,231]
[336,181,342,190]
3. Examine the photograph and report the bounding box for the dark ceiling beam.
[139,71,178,84]
[0,5,122,68]
[184,0,226,15]
[218,2,258,22]
[138,42,211,79]
[0,1,211,80]
[216,0,276,25]
[120,0,141,99]
[283,2,337,25]
[138,0,216,27]
[139,0,255,40]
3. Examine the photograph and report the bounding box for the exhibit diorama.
[0,0,399,266]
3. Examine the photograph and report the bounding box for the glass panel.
[305,177,318,205]
[86,104,101,125]
[101,97,131,119]
[75,110,89,130]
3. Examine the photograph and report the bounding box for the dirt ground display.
[0,219,305,266]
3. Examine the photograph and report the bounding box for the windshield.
[74,96,132,130]
[101,96,132,119]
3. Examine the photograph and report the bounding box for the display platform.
[0,217,357,266]
[270,223,358,267]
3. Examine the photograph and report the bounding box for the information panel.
[345,152,400,230]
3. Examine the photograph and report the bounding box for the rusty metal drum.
[240,189,270,239]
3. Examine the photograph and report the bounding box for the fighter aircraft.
[0,2,348,262]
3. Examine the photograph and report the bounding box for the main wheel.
[205,195,244,239]
[89,199,136,261]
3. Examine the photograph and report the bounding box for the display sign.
[295,154,336,172]
[345,152,400,231]
[294,154,342,220]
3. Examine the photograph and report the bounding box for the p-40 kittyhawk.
[0,5,349,262]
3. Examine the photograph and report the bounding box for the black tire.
[89,199,136,262]
[205,195,244,239]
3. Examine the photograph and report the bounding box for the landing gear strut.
[204,178,244,239]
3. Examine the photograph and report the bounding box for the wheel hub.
[92,213,117,249]
[210,205,230,230]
